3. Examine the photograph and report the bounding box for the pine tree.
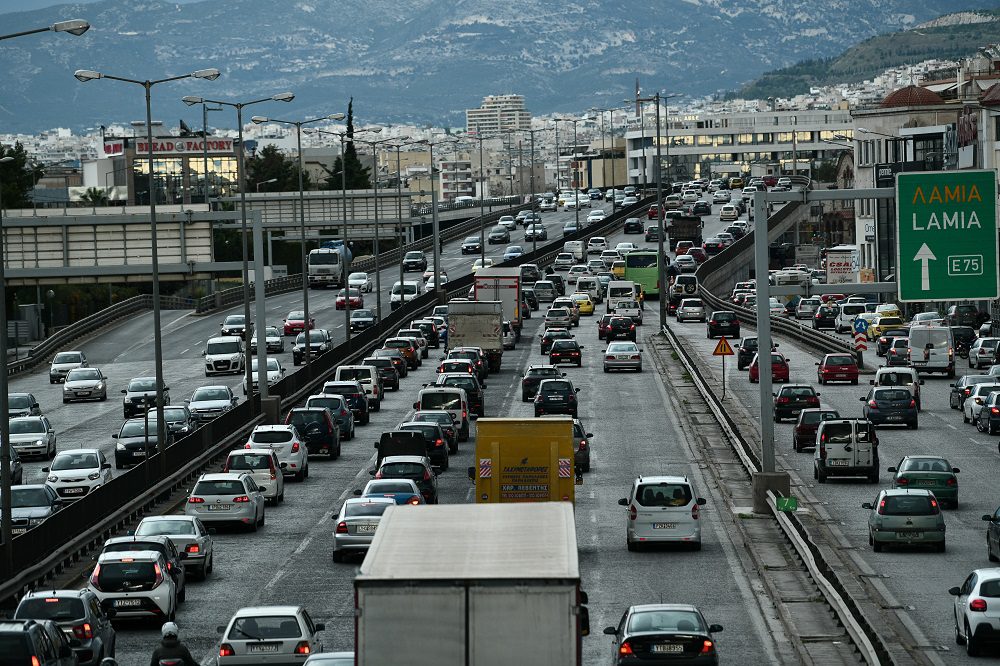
[0,142,43,209]
[324,98,370,190]
[246,144,310,192]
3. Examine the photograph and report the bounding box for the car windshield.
[192,388,230,401]
[287,411,325,429]
[352,310,374,319]
[421,393,461,410]
[325,383,360,395]
[8,420,44,435]
[826,356,855,366]
[15,596,85,622]
[464,236,479,243]
[367,481,415,494]
[380,462,427,478]
[295,331,327,344]
[229,616,302,641]
[636,482,692,507]
[52,353,82,364]
[287,311,305,320]
[67,369,100,381]
[125,378,155,391]
[783,387,815,398]
[337,289,361,298]
[550,340,577,351]
[227,453,273,471]
[527,367,560,378]
[881,495,937,516]
[608,343,637,353]
[713,312,735,321]
[252,430,293,444]
[224,316,245,325]
[136,519,196,536]
[10,488,51,508]
[307,397,344,411]
[801,411,838,425]
[51,452,99,471]
[249,358,280,371]
[878,372,912,386]
[207,341,241,355]
[7,395,32,409]
[874,389,910,401]
[392,284,419,295]
[540,381,571,394]
[899,458,950,473]
[628,609,705,633]
[345,501,393,518]
[405,252,424,260]
[193,480,245,495]
[120,421,154,437]
[349,273,367,281]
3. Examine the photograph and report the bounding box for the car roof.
[880,488,934,497]
[230,605,305,618]
[631,475,690,486]
[22,589,92,600]
[198,472,249,481]
[97,549,163,562]
[380,455,428,465]
[252,424,295,432]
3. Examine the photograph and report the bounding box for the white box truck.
[825,245,860,285]
[447,299,503,371]
[355,503,588,666]
[474,266,522,335]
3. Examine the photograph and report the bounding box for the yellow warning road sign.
[713,337,734,356]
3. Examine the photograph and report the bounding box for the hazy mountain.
[2,0,1000,132]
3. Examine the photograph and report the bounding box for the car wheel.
[278,490,284,503]
[361,412,370,425]
[937,540,946,554]
[817,467,827,484]
[626,539,637,552]
[329,444,337,460]
[295,469,305,482]
[956,621,967,646]
[872,532,882,552]
[332,550,343,563]
[178,585,186,603]
[967,624,981,656]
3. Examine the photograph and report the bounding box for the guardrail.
[409,195,521,217]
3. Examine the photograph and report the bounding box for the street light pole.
[473,125,488,267]
[251,113,345,367]
[416,137,457,301]
[0,155,16,568]
[76,67,220,451]
[0,18,89,41]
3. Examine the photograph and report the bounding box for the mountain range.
[2,0,1000,133]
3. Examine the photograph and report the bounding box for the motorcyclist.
[150,622,198,666]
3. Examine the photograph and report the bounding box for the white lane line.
[180,348,190,355]
[947,424,958,430]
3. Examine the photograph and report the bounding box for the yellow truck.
[469,417,580,504]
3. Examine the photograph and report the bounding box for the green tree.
[246,144,309,192]
[324,98,370,190]
[0,142,43,209]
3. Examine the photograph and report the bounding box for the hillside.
[738,9,1000,99]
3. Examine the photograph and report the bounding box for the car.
[112,418,159,469]
[133,514,215,579]
[676,298,706,323]
[544,307,573,330]
[553,296,581,325]
[970,337,1000,369]
[570,292,595,315]
[402,250,427,271]
[412,410,460,453]
[437,358,476,376]
[706,310,740,338]
[331,496,398,564]
[674,240,694,256]
[220,314,249,338]
[461,236,483,255]
[435,372,486,417]
[549,339,584,367]
[87,549,178,622]
[520,365,565,401]
[749,351,789,383]
[863,489,945,553]
[885,337,909,366]
[794,297,820,320]
[623,217,643,234]
[816,353,859,385]
[7,392,41,419]
[248,424,309,480]
[692,200,712,216]
[792,408,841,452]
[62,367,108,403]
[411,319,440,350]
[983,514,1000,564]
[293,329,333,365]
[813,305,838,330]
[243,356,285,395]
[773,384,820,422]
[203,336,245,376]
[373,454,438,504]
[42,449,112,500]
[887,455,960,509]
[14,589,116,666]
[282,310,314,336]
[497,215,517,231]
[587,209,606,223]
[383,337,421,370]
[965,383,1000,426]
[618,476,708,551]
[867,316,905,341]
[396,421,450,469]
[586,258,605,275]
[718,204,739,222]
[613,299,643,325]
[566,265,591,286]
[587,188,603,200]
[49,350,88,383]
[674,255,698,274]
[216,605,325,661]
[250,325,285,354]
[335,287,364,310]
[702,236,725,256]
[587,236,609,254]
[348,271,373,293]
[862,387,918,428]
[285,407,341,459]
[304,394,356,441]
[8,485,63,536]
[946,303,984,327]
[522,211,542,226]
[642,224,661,242]
[336,363,384,409]
[870,366,923,410]
[503,245,525,261]
[349,308,377,333]
[553,253,575,271]
[615,242,638,256]
[540,328,575,355]
[185,472,266,530]
[363,356,400,391]
[621,195,639,207]
[534,378,579,417]
[950,568,1000,656]
[538,197,557,212]
[605,316,637,342]
[712,190,731,204]
[186,385,238,424]
[444,345,488,380]
[8,415,57,459]
[602,605,723,664]
[5,446,23,486]
[603,341,642,372]
[949,374,995,410]
[323,379,372,425]
[524,224,548,241]
[565,193,591,210]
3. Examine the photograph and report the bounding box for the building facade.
[466,95,531,134]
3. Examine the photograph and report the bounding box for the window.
[635,482,692,507]
[629,610,705,633]
[15,597,85,622]
[252,430,293,444]
[229,616,303,641]
[881,495,936,516]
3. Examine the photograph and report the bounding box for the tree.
[0,142,43,209]
[324,98,370,190]
[246,144,310,192]
[79,187,109,207]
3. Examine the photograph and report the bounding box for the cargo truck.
[355,503,589,666]
[468,417,580,504]
[664,214,704,248]
[474,266,522,335]
[447,300,504,372]
[307,243,351,288]
[824,244,860,284]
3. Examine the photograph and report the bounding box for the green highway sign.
[775,496,798,512]
[896,170,998,302]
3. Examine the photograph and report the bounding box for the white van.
[607,280,640,312]
[335,365,382,411]
[203,336,245,377]
[390,281,421,310]
[813,418,879,483]
[871,367,924,411]
[412,386,470,441]
[575,276,602,304]
[563,240,585,262]
[834,303,867,334]
[908,324,956,377]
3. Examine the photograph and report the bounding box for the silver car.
[603,341,643,373]
[217,605,325,664]
[9,416,57,459]
[133,515,215,580]
[250,326,285,354]
[186,385,239,423]
[863,488,946,552]
[332,497,395,562]
[544,307,573,330]
[62,367,108,403]
[185,472,267,531]
[49,350,88,384]
[676,298,707,322]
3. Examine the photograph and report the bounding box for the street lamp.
[256,178,278,192]
[412,137,458,300]
[74,66,220,452]
[1,18,89,41]
[555,117,593,233]
[251,113,345,366]
[0,156,16,564]
[183,91,294,403]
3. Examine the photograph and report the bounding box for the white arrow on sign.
[914,243,937,291]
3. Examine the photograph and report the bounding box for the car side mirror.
[121,389,127,394]
[949,586,962,596]
[887,467,896,473]
[859,397,866,402]
[111,433,118,439]
[586,432,594,438]
[861,502,873,510]
[369,469,376,476]
[919,380,925,385]
[562,373,567,377]
[617,498,628,506]
[869,380,875,385]
[603,626,618,636]
[814,362,820,366]
[982,514,996,522]
[201,351,206,356]
[184,399,190,404]
[574,388,581,393]
[102,462,111,469]
[953,468,961,474]
[697,498,707,506]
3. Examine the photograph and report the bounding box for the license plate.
[652,644,683,653]
[828,459,849,466]
[77,391,91,396]
[886,415,903,421]
[63,487,85,494]
[133,450,146,457]
[791,409,801,415]
[549,397,564,401]
[916,479,937,486]
[248,644,280,653]
[11,528,27,535]
[617,355,631,360]
[899,532,923,540]
[652,522,676,529]
[114,599,142,607]
[356,524,378,534]
[207,504,231,511]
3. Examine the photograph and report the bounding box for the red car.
[674,241,694,256]
[647,204,660,219]
[282,310,314,336]
[820,293,845,304]
[688,247,708,263]
[335,288,364,310]
[748,352,789,383]
[816,353,859,385]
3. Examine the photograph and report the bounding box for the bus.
[623,249,660,297]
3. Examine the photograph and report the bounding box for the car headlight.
[35,439,44,447]
[231,354,241,361]
[88,471,100,480]
[116,443,126,451]
[95,381,105,389]
[47,474,58,483]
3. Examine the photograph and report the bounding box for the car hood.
[118,435,155,446]
[9,432,47,443]
[189,399,233,410]
[124,389,156,399]
[11,506,53,520]
[50,362,83,371]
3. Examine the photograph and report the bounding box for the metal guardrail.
[194,274,303,314]
[409,195,521,217]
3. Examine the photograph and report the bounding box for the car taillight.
[336,521,348,534]
[408,497,421,505]
[709,320,716,325]
[691,503,700,520]
[964,389,973,396]
[878,499,886,514]
[777,397,790,404]
[186,544,201,554]
[630,324,636,329]
[880,337,888,343]
[808,397,819,405]
[291,441,300,452]
[868,400,878,409]
[294,640,311,655]
[152,563,164,588]
[930,498,939,513]
[423,470,432,481]
[896,477,909,485]
[909,399,916,408]
[89,564,102,591]
[628,504,637,521]
[619,641,634,656]
[435,438,444,447]
[971,598,988,612]
[341,409,349,416]
[579,439,588,450]
[568,394,577,402]
[188,496,205,504]
[72,623,94,640]
[946,477,956,486]
[219,644,235,657]
[701,639,716,654]
[234,495,250,503]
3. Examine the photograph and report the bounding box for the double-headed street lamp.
[251,113,345,366]
[413,137,458,300]
[74,67,220,448]
[555,117,593,233]
[183,92,294,403]
[1,18,89,40]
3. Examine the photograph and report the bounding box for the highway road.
[18,197,786,664]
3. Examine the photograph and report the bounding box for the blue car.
[357,479,425,505]
[503,245,525,261]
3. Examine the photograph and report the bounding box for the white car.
[587,209,606,223]
[676,298,706,322]
[712,190,731,203]
[615,242,638,256]
[249,326,284,354]
[243,357,285,395]
[566,265,591,285]
[88,550,178,621]
[587,237,608,254]
[618,475,707,550]
[348,272,373,292]
[43,448,111,500]
[600,249,620,268]
[224,447,285,505]
[719,204,739,222]
[950,568,1000,656]
[553,253,575,271]
[565,194,591,210]
[674,255,698,273]
[497,215,517,231]
[217,605,325,663]
[247,424,309,481]
[472,258,493,273]
[681,190,699,203]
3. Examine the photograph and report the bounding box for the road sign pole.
[722,354,726,402]
[712,336,735,402]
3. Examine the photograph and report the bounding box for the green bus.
[624,249,660,297]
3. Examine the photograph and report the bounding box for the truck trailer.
[447,300,504,372]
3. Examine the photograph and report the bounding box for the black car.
[707,311,740,339]
[876,328,910,356]
[6,446,23,486]
[304,394,355,440]
[285,407,341,459]
[692,200,712,215]
[548,273,566,296]
[813,305,837,330]
[436,373,486,417]
[606,316,637,342]
[372,348,408,378]
[549,339,583,367]
[521,263,542,284]
[293,329,332,365]
[121,376,166,419]
[402,251,427,272]
[323,380,370,425]
[951,326,977,358]
[534,378,579,417]
[412,410,459,454]
[521,365,565,402]
[523,288,539,311]
[623,217,643,234]
[14,589,116,666]
[737,336,759,371]
[461,236,482,255]
[363,357,400,391]
[411,320,440,349]
[603,604,723,666]
[773,384,821,422]
[702,237,725,256]
[350,309,378,332]
[946,303,985,327]
[396,423,449,469]
[112,418,161,469]
[723,224,744,239]
[487,227,510,244]
[644,225,661,242]
[541,328,575,354]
